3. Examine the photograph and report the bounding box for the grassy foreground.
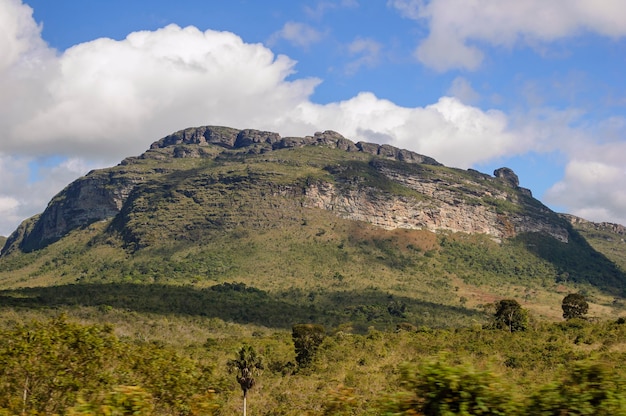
[1,308,626,415]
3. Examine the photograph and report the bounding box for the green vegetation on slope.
[2,132,626,414]
[1,208,624,330]
[572,222,626,273]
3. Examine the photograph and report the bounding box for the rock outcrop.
[300,162,567,242]
[2,169,146,255]
[562,214,626,237]
[147,126,442,165]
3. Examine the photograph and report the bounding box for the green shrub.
[68,385,154,415]
[379,360,517,415]
[562,293,589,320]
[527,362,626,415]
[0,315,120,414]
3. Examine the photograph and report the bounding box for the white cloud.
[344,37,383,75]
[389,0,626,70]
[268,22,325,48]
[545,140,626,226]
[0,0,47,71]
[2,22,320,161]
[447,76,480,104]
[0,156,27,236]
[267,93,523,168]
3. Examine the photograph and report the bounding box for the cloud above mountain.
[389,0,626,71]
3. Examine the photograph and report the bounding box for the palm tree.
[227,345,264,416]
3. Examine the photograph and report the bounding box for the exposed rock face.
[149,126,442,165]
[562,214,626,236]
[300,164,568,242]
[151,125,241,148]
[2,126,574,255]
[2,169,146,254]
[494,167,533,197]
[1,216,38,256]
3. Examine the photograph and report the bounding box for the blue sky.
[1,0,625,236]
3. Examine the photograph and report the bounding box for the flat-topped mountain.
[2,126,566,255]
[1,126,625,328]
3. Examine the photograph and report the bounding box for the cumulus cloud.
[268,22,325,48]
[545,139,626,226]
[0,0,48,71]
[265,93,523,168]
[1,2,518,165]
[0,156,29,233]
[389,0,626,70]
[447,77,480,104]
[3,23,320,161]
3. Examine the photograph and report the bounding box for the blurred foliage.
[0,316,212,415]
[0,314,625,414]
[527,362,626,415]
[380,360,518,415]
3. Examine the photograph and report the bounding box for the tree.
[227,345,263,416]
[562,293,589,320]
[292,324,326,368]
[493,299,528,332]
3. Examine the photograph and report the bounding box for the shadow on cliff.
[0,283,483,331]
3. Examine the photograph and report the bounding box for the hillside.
[1,126,625,331]
[563,214,626,272]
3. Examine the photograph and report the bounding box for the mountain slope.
[1,126,625,329]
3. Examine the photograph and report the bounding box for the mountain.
[1,125,625,329]
[1,126,566,254]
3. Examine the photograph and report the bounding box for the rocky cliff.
[2,126,573,255]
[563,214,626,237]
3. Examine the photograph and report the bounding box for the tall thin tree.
[227,345,263,416]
